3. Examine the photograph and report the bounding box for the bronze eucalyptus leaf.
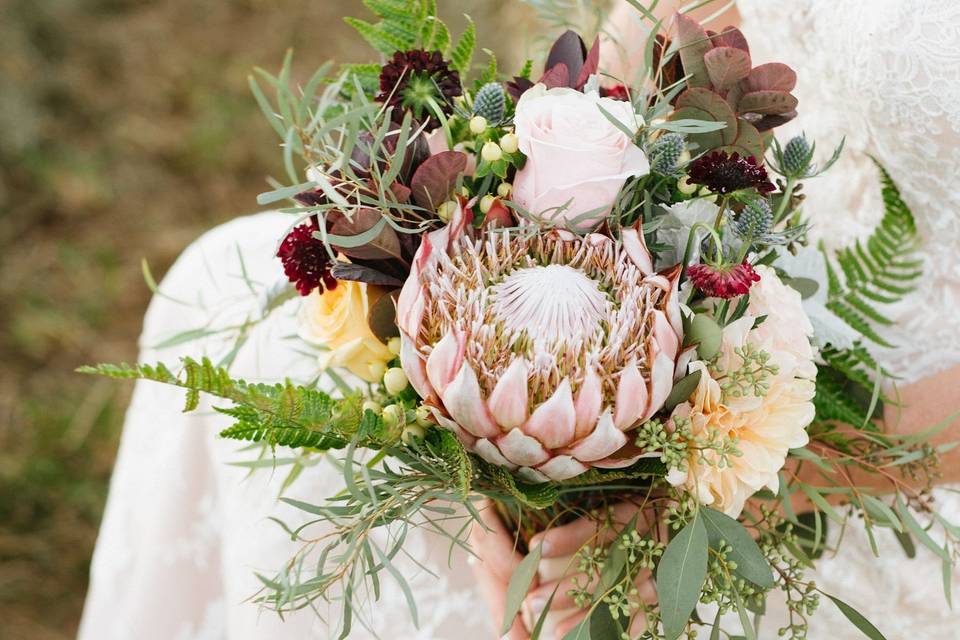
[367,289,402,342]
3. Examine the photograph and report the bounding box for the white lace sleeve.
[79,212,492,639]
[730,2,960,637]
[738,0,960,382]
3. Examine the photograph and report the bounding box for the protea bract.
[397,204,683,482]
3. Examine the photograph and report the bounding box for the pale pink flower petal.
[621,227,653,276]
[574,366,603,440]
[537,455,588,481]
[474,438,518,470]
[565,410,627,462]
[642,342,675,421]
[613,359,648,430]
[653,310,679,362]
[401,335,436,403]
[426,329,466,396]
[497,428,551,467]
[431,408,477,448]
[523,378,576,448]
[441,361,500,438]
[487,358,530,429]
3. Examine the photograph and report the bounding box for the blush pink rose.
[512,84,650,232]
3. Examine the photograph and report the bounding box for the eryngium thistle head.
[782,135,813,177]
[396,206,683,482]
[472,82,506,123]
[733,198,774,239]
[649,133,686,176]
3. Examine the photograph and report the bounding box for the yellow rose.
[298,281,393,383]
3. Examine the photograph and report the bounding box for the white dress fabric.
[80,2,960,638]
[737,0,960,637]
[78,213,491,639]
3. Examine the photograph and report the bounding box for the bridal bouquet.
[85,2,958,638]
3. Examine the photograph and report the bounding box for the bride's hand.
[470,500,536,640]
[523,502,659,639]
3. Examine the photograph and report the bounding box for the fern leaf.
[450,16,476,74]
[825,161,921,346]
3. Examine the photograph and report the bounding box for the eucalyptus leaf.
[665,369,703,412]
[657,510,709,640]
[824,593,889,640]
[501,543,542,635]
[701,507,775,588]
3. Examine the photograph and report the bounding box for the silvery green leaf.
[657,510,709,640]
[824,593,889,640]
[501,543,542,635]
[701,507,775,588]
[655,199,721,269]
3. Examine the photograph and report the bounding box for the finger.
[529,502,649,558]
[553,609,588,640]
[471,500,526,583]
[524,571,596,621]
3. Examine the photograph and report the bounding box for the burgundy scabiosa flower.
[377,50,462,130]
[687,261,760,299]
[687,151,775,194]
[277,218,337,296]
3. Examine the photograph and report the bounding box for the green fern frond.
[826,161,922,345]
[79,358,392,451]
[450,16,476,74]
[813,368,872,429]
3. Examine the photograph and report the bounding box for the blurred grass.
[0,1,536,637]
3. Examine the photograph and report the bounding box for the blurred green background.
[0,1,543,637]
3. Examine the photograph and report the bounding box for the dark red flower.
[687,261,760,299]
[377,50,462,131]
[687,151,775,194]
[600,84,630,101]
[277,218,337,296]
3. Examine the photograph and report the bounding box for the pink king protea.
[397,204,683,483]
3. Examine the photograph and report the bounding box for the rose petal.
[441,361,500,438]
[426,329,466,396]
[497,428,551,467]
[487,358,529,429]
[564,410,627,462]
[537,455,588,481]
[613,358,649,430]
[574,366,603,440]
[523,378,576,449]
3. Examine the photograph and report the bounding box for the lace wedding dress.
[79,1,960,638]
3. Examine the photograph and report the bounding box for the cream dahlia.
[666,267,817,516]
[397,204,683,482]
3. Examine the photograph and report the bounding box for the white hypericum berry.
[415,404,433,426]
[437,200,458,222]
[368,360,387,381]
[381,404,404,427]
[497,182,512,198]
[481,141,503,162]
[678,175,698,195]
[479,194,496,214]
[469,115,488,135]
[361,400,382,414]
[499,132,519,154]
[383,367,409,395]
[401,424,426,444]
[387,336,402,355]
